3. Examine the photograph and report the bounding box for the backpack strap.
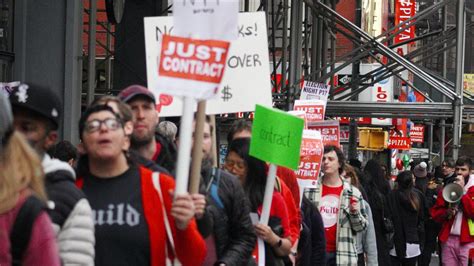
[209,168,224,209]
[10,195,45,266]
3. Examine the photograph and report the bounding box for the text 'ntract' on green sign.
[249,104,304,170]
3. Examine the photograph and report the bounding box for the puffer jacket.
[199,168,256,266]
[42,154,95,265]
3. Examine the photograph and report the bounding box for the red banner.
[308,120,340,148]
[296,131,324,180]
[388,136,411,150]
[410,125,425,143]
[394,0,416,43]
[159,35,230,84]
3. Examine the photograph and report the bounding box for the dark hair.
[226,137,267,211]
[349,158,362,170]
[442,159,455,168]
[396,170,420,211]
[78,104,122,139]
[456,156,473,170]
[227,119,252,144]
[48,140,78,163]
[323,145,345,174]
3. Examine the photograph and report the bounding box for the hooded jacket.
[42,154,95,265]
[431,174,474,243]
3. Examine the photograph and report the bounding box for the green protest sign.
[250,105,304,169]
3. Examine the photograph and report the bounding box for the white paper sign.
[0,81,20,97]
[144,12,272,116]
[173,0,238,40]
[300,81,330,102]
[297,179,317,207]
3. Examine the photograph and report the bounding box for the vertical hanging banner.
[293,99,327,124]
[300,81,330,102]
[308,120,341,148]
[296,130,323,180]
[372,76,393,125]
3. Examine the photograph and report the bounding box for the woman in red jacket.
[76,104,206,266]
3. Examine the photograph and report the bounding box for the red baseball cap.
[118,85,156,104]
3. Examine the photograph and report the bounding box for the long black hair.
[227,137,268,211]
[396,170,420,211]
[362,159,391,210]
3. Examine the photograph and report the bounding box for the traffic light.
[358,127,389,150]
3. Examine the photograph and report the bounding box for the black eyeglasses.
[84,118,122,133]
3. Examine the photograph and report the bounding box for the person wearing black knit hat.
[9,83,95,265]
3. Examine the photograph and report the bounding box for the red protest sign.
[388,136,411,150]
[159,35,230,84]
[410,125,425,143]
[308,120,340,147]
[296,130,323,180]
[294,99,326,123]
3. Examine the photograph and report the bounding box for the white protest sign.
[300,81,330,102]
[144,12,272,116]
[173,0,238,40]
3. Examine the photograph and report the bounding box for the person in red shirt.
[430,157,474,265]
[306,145,367,265]
[224,138,292,264]
[76,104,206,266]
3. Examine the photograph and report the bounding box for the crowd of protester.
[1,83,474,266]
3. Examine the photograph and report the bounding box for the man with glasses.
[431,157,474,265]
[189,116,256,265]
[9,84,95,265]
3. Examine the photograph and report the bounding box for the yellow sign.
[464,74,474,94]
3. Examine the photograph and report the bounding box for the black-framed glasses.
[84,118,122,133]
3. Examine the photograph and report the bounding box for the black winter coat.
[198,168,257,266]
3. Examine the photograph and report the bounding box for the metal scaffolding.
[83,0,473,158]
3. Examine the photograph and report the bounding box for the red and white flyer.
[155,35,230,99]
[294,99,327,124]
[296,130,323,180]
[308,120,341,147]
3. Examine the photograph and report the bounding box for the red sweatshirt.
[431,186,474,243]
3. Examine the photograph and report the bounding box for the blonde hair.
[0,132,46,213]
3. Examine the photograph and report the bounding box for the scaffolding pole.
[453,0,466,159]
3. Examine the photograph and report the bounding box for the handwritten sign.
[144,12,272,116]
[294,99,326,123]
[173,0,238,40]
[300,81,330,102]
[296,130,323,180]
[250,105,304,169]
[308,120,340,147]
[410,125,424,143]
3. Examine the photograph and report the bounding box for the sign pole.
[189,101,207,194]
[175,96,196,195]
[260,163,278,225]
